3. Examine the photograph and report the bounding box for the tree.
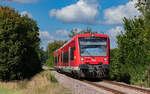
[45,40,66,67]
[0,6,41,80]
[69,27,98,38]
[109,48,123,81]
[137,0,150,16]
[38,47,47,65]
[109,0,150,86]
[117,17,147,83]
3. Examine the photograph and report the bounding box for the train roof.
[54,33,109,54]
[75,33,109,38]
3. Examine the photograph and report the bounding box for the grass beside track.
[0,70,72,94]
[0,86,21,94]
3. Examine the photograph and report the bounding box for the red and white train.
[54,33,110,78]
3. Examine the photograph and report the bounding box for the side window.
[57,55,58,64]
[58,54,60,63]
[71,47,74,60]
[66,52,69,63]
[61,52,63,63]
[54,56,55,64]
[63,52,68,63]
[54,56,57,64]
[63,53,65,63]
[74,41,76,50]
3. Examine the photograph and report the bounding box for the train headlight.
[104,58,107,62]
[81,58,84,62]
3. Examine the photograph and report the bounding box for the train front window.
[79,37,107,57]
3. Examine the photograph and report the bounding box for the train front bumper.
[79,64,109,78]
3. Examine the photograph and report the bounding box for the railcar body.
[54,33,110,78]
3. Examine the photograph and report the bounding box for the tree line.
[109,0,150,87]
[0,6,42,80]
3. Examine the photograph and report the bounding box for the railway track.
[103,80,150,94]
[54,71,150,94]
[83,80,125,94]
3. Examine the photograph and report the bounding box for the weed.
[46,72,58,83]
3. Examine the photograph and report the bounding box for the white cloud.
[107,26,123,48]
[39,31,54,42]
[20,11,32,18]
[56,29,69,37]
[104,0,140,24]
[39,31,54,49]
[108,26,123,38]
[2,0,38,3]
[49,0,100,24]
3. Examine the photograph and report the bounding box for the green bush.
[45,57,54,67]
[109,0,150,86]
[46,72,58,83]
[0,6,42,81]
[50,74,58,83]
[109,17,150,85]
[0,86,22,94]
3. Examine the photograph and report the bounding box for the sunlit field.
[0,71,71,94]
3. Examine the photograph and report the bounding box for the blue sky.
[0,0,140,49]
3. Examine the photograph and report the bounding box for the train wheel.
[76,73,82,80]
[71,71,75,78]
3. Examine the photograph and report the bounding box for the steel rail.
[103,80,150,94]
[83,80,125,94]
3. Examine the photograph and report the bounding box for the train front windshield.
[79,37,107,57]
